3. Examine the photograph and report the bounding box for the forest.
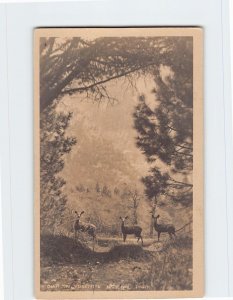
[39,33,193,291]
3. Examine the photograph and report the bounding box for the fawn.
[120,216,143,245]
[74,211,96,249]
[152,214,176,241]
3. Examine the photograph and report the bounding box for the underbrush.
[40,233,192,291]
[40,234,149,266]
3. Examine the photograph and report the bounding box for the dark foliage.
[40,104,76,233]
[40,234,149,267]
[40,36,191,111]
[133,38,193,206]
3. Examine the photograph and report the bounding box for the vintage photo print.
[34,28,203,298]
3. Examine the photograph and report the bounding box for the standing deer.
[120,216,143,245]
[152,214,176,241]
[74,211,97,250]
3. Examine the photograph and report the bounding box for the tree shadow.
[40,234,151,267]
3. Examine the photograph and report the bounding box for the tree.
[128,190,141,225]
[40,103,76,233]
[102,185,112,198]
[40,36,185,111]
[133,37,193,207]
[96,182,100,193]
[39,36,193,233]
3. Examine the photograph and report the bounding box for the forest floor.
[40,234,192,292]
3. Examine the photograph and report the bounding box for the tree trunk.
[150,197,157,237]
[40,60,89,111]
[133,201,138,225]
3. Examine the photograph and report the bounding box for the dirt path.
[40,234,192,292]
[91,236,173,253]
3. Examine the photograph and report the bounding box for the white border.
[0,0,233,298]
[227,0,233,294]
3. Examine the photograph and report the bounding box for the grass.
[40,233,192,291]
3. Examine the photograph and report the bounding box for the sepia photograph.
[34,28,203,298]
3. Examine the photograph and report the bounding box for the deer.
[120,216,143,245]
[74,211,97,250]
[152,214,176,241]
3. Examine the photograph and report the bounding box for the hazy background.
[57,76,191,234]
